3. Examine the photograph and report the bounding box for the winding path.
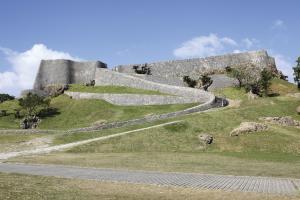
[0,120,182,160]
[0,163,299,195]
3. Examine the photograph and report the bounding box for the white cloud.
[272,19,285,29]
[173,34,238,58]
[242,38,259,49]
[0,44,81,96]
[173,34,262,59]
[273,53,294,82]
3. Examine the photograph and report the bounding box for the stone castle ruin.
[28,50,277,108]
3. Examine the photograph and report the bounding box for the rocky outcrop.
[230,122,268,136]
[259,116,300,128]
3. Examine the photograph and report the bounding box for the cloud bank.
[0,44,81,96]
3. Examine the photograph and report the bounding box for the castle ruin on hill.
[33,50,277,91]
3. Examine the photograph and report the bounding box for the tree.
[259,68,274,96]
[0,93,15,103]
[225,66,245,88]
[200,75,213,91]
[293,57,300,89]
[18,93,51,117]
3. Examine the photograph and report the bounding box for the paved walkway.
[0,120,181,160]
[0,163,299,195]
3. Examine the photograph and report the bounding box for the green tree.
[18,93,51,117]
[225,66,245,88]
[259,68,274,96]
[0,93,15,103]
[293,57,300,89]
[200,75,213,91]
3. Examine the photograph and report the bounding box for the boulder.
[259,116,300,127]
[198,133,213,144]
[230,122,268,136]
[43,84,68,97]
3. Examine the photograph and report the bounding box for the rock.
[259,116,300,128]
[247,91,259,100]
[230,122,268,136]
[198,133,213,144]
[43,84,68,97]
[297,106,300,115]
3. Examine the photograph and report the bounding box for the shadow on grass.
[39,107,61,119]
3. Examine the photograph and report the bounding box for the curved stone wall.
[33,59,107,90]
[64,92,201,106]
[95,68,214,103]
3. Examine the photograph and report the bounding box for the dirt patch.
[227,99,241,108]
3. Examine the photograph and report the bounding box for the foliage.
[18,93,51,117]
[225,66,245,87]
[183,76,197,88]
[259,68,274,96]
[200,75,213,91]
[132,63,151,75]
[0,93,15,103]
[226,64,274,96]
[183,75,213,91]
[293,57,300,89]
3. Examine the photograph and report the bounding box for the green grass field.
[0,94,196,130]
[6,79,300,178]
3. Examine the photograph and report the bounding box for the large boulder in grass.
[198,133,213,144]
[259,116,300,128]
[43,84,68,97]
[230,122,268,136]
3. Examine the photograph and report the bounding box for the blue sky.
[0,0,299,95]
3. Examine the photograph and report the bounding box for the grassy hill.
[7,79,300,178]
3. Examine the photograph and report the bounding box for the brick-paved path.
[0,163,299,195]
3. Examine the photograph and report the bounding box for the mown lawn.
[0,172,297,200]
[8,80,300,178]
[0,95,196,130]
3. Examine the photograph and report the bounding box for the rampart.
[113,50,276,86]
[33,59,107,90]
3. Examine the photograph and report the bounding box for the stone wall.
[64,91,202,106]
[95,68,214,103]
[112,50,276,87]
[33,59,107,90]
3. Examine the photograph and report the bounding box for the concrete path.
[0,163,299,195]
[0,120,181,160]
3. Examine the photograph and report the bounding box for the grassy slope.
[68,84,165,95]
[10,79,300,178]
[8,81,300,178]
[1,173,296,200]
[0,95,197,130]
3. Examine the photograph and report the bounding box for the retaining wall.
[64,91,201,106]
